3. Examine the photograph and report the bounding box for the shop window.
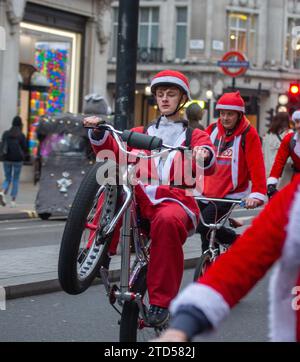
[19,22,81,157]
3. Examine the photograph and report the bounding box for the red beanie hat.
[150,70,191,100]
[216,91,245,113]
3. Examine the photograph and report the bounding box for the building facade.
[0,0,112,139]
[2,0,300,144]
[106,0,300,135]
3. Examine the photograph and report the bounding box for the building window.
[175,7,188,59]
[112,7,160,60]
[228,13,257,62]
[286,18,300,69]
[138,7,159,49]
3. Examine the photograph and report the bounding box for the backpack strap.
[289,133,296,152]
[185,126,194,149]
[241,124,251,150]
[275,132,283,143]
[143,120,194,149]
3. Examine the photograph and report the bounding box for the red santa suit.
[268,131,300,186]
[89,117,215,307]
[171,175,300,341]
[203,115,267,201]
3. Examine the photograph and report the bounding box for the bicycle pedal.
[109,284,120,305]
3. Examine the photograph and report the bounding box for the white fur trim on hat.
[151,76,191,100]
[215,104,245,112]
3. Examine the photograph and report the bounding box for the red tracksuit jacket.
[203,116,267,201]
[171,175,300,341]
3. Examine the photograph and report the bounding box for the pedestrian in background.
[267,109,300,198]
[0,116,27,207]
[185,102,205,130]
[262,111,293,189]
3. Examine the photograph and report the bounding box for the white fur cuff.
[170,283,230,328]
[267,177,278,185]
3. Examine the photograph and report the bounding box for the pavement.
[0,181,259,301]
[0,182,39,220]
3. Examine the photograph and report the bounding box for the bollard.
[0,286,6,311]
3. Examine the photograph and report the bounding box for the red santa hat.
[216,91,245,113]
[150,70,191,100]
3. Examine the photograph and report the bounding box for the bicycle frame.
[195,196,243,257]
[93,127,168,324]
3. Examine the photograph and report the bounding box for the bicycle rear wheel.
[58,161,120,294]
[193,250,215,281]
[119,265,167,342]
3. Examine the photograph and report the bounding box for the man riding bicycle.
[84,70,216,327]
[197,91,267,252]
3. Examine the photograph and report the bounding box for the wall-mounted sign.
[212,40,224,51]
[190,39,205,50]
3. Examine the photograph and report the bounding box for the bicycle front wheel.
[58,161,120,295]
[193,250,215,281]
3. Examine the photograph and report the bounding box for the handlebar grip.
[121,130,163,151]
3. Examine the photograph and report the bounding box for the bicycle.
[193,197,245,281]
[58,122,193,342]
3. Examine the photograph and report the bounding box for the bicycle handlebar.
[195,196,245,207]
[85,122,189,156]
[121,130,163,151]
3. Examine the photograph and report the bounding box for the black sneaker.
[147,305,170,327]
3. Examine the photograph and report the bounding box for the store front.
[18,3,85,157]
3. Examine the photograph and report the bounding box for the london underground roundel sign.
[217,51,250,77]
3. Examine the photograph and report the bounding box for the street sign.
[217,51,250,77]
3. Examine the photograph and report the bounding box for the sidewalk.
[0,234,203,300]
[0,182,38,220]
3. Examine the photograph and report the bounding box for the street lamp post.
[206,90,214,127]
[114,0,140,130]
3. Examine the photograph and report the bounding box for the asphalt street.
[0,268,269,342]
[0,218,66,250]
[0,206,267,342]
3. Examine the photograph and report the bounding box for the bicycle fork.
[208,227,219,259]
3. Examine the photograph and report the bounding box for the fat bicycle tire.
[193,250,215,281]
[119,264,168,342]
[119,265,148,342]
[58,161,120,295]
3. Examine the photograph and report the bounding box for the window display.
[19,22,81,157]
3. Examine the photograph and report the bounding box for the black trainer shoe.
[147,305,170,327]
